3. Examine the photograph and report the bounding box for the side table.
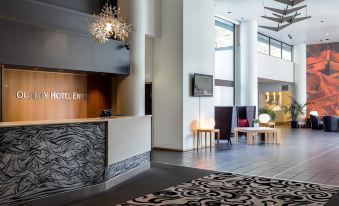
[195,129,220,152]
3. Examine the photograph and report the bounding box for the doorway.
[145,83,152,115]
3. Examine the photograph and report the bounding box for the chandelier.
[89,3,132,43]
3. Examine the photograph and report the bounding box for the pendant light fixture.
[89,0,132,43]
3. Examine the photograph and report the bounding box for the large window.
[258,33,269,54]
[282,43,292,61]
[214,17,235,106]
[257,33,293,61]
[270,39,282,58]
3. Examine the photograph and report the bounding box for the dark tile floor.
[152,126,339,186]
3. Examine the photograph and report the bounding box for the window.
[258,34,269,54]
[282,43,292,61]
[215,21,234,49]
[270,39,282,58]
[214,17,235,106]
[257,33,293,61]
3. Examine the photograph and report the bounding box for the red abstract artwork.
[307,43,339,116]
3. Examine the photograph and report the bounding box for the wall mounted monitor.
[192,73,213,97]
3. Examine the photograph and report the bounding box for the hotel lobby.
[0,0,339,205]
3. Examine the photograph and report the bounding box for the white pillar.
[117,0,146,116]
[293,43,307,104]
[239,20,258,109]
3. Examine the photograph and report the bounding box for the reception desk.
[0,116,151,206]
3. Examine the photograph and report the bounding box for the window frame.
[258,32,293,61]
[215,16,236,105]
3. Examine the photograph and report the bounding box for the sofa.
[310,115,324,130]
[323,115,339,132]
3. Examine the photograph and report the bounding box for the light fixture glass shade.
[309,111,319,116]
[259,114,271,123]
[89,3,132,43]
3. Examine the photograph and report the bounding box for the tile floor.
[152,126,339,186]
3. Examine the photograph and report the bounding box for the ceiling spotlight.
[227,11,232,14]
[325,34,329,36]
[325,38,330,41]
[321,20,325,23]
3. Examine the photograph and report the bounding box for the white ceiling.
[214,0,339,45]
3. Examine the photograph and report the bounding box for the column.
[238,20,258,110]
[293,43,307,105]
[117,0,146,116]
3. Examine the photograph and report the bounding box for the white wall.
[153,0,183,150]
[258,53,294,83]
[183,0,215,150]
[152,0,215,151]
[145,37,154,83]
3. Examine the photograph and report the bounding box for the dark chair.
[236,106,256,127]
[323,116,339,132]
[310,115,324,130]
[215,107,233,145]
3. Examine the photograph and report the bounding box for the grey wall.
[0,0,130,74]
[258,82,293,93]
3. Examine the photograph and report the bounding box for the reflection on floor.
[152,126,339,186]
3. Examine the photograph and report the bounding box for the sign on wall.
[16,91,87,100]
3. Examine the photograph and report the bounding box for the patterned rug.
[117,172,339,205]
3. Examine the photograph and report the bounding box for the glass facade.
[258,33,269,54]
[214,17,235,106]
[282,43,292,61]
[257,33,293,61]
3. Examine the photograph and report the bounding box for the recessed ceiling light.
[227,11,232,14]
[326,34,329,36]
[321,20,325,23]
[325,38,330,41]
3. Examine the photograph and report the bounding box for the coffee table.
[234,127,281,144]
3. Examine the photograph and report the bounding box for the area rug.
[117,172,339,205]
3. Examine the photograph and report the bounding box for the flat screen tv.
[192,73,213,97]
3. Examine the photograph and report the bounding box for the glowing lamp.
[205,118,215,129]
[259,114,270,123]
[309,111,319,116]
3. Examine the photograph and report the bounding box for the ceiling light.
[89,3,132,43]
[321,20,324,23]
[325,38,330,41]
[227,11,232,14]
[260,0,311,32]
[325,34,329,36]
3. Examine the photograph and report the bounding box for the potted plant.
[253,119,260,128]
[283,96,307,128]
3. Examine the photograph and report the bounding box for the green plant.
[259,107,277,121]
[282,96,308,122]
[253,119,260,124]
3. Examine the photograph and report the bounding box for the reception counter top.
[0,115,152,206]
[0,115,148,127]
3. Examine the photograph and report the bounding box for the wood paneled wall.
[2,67,112,122]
